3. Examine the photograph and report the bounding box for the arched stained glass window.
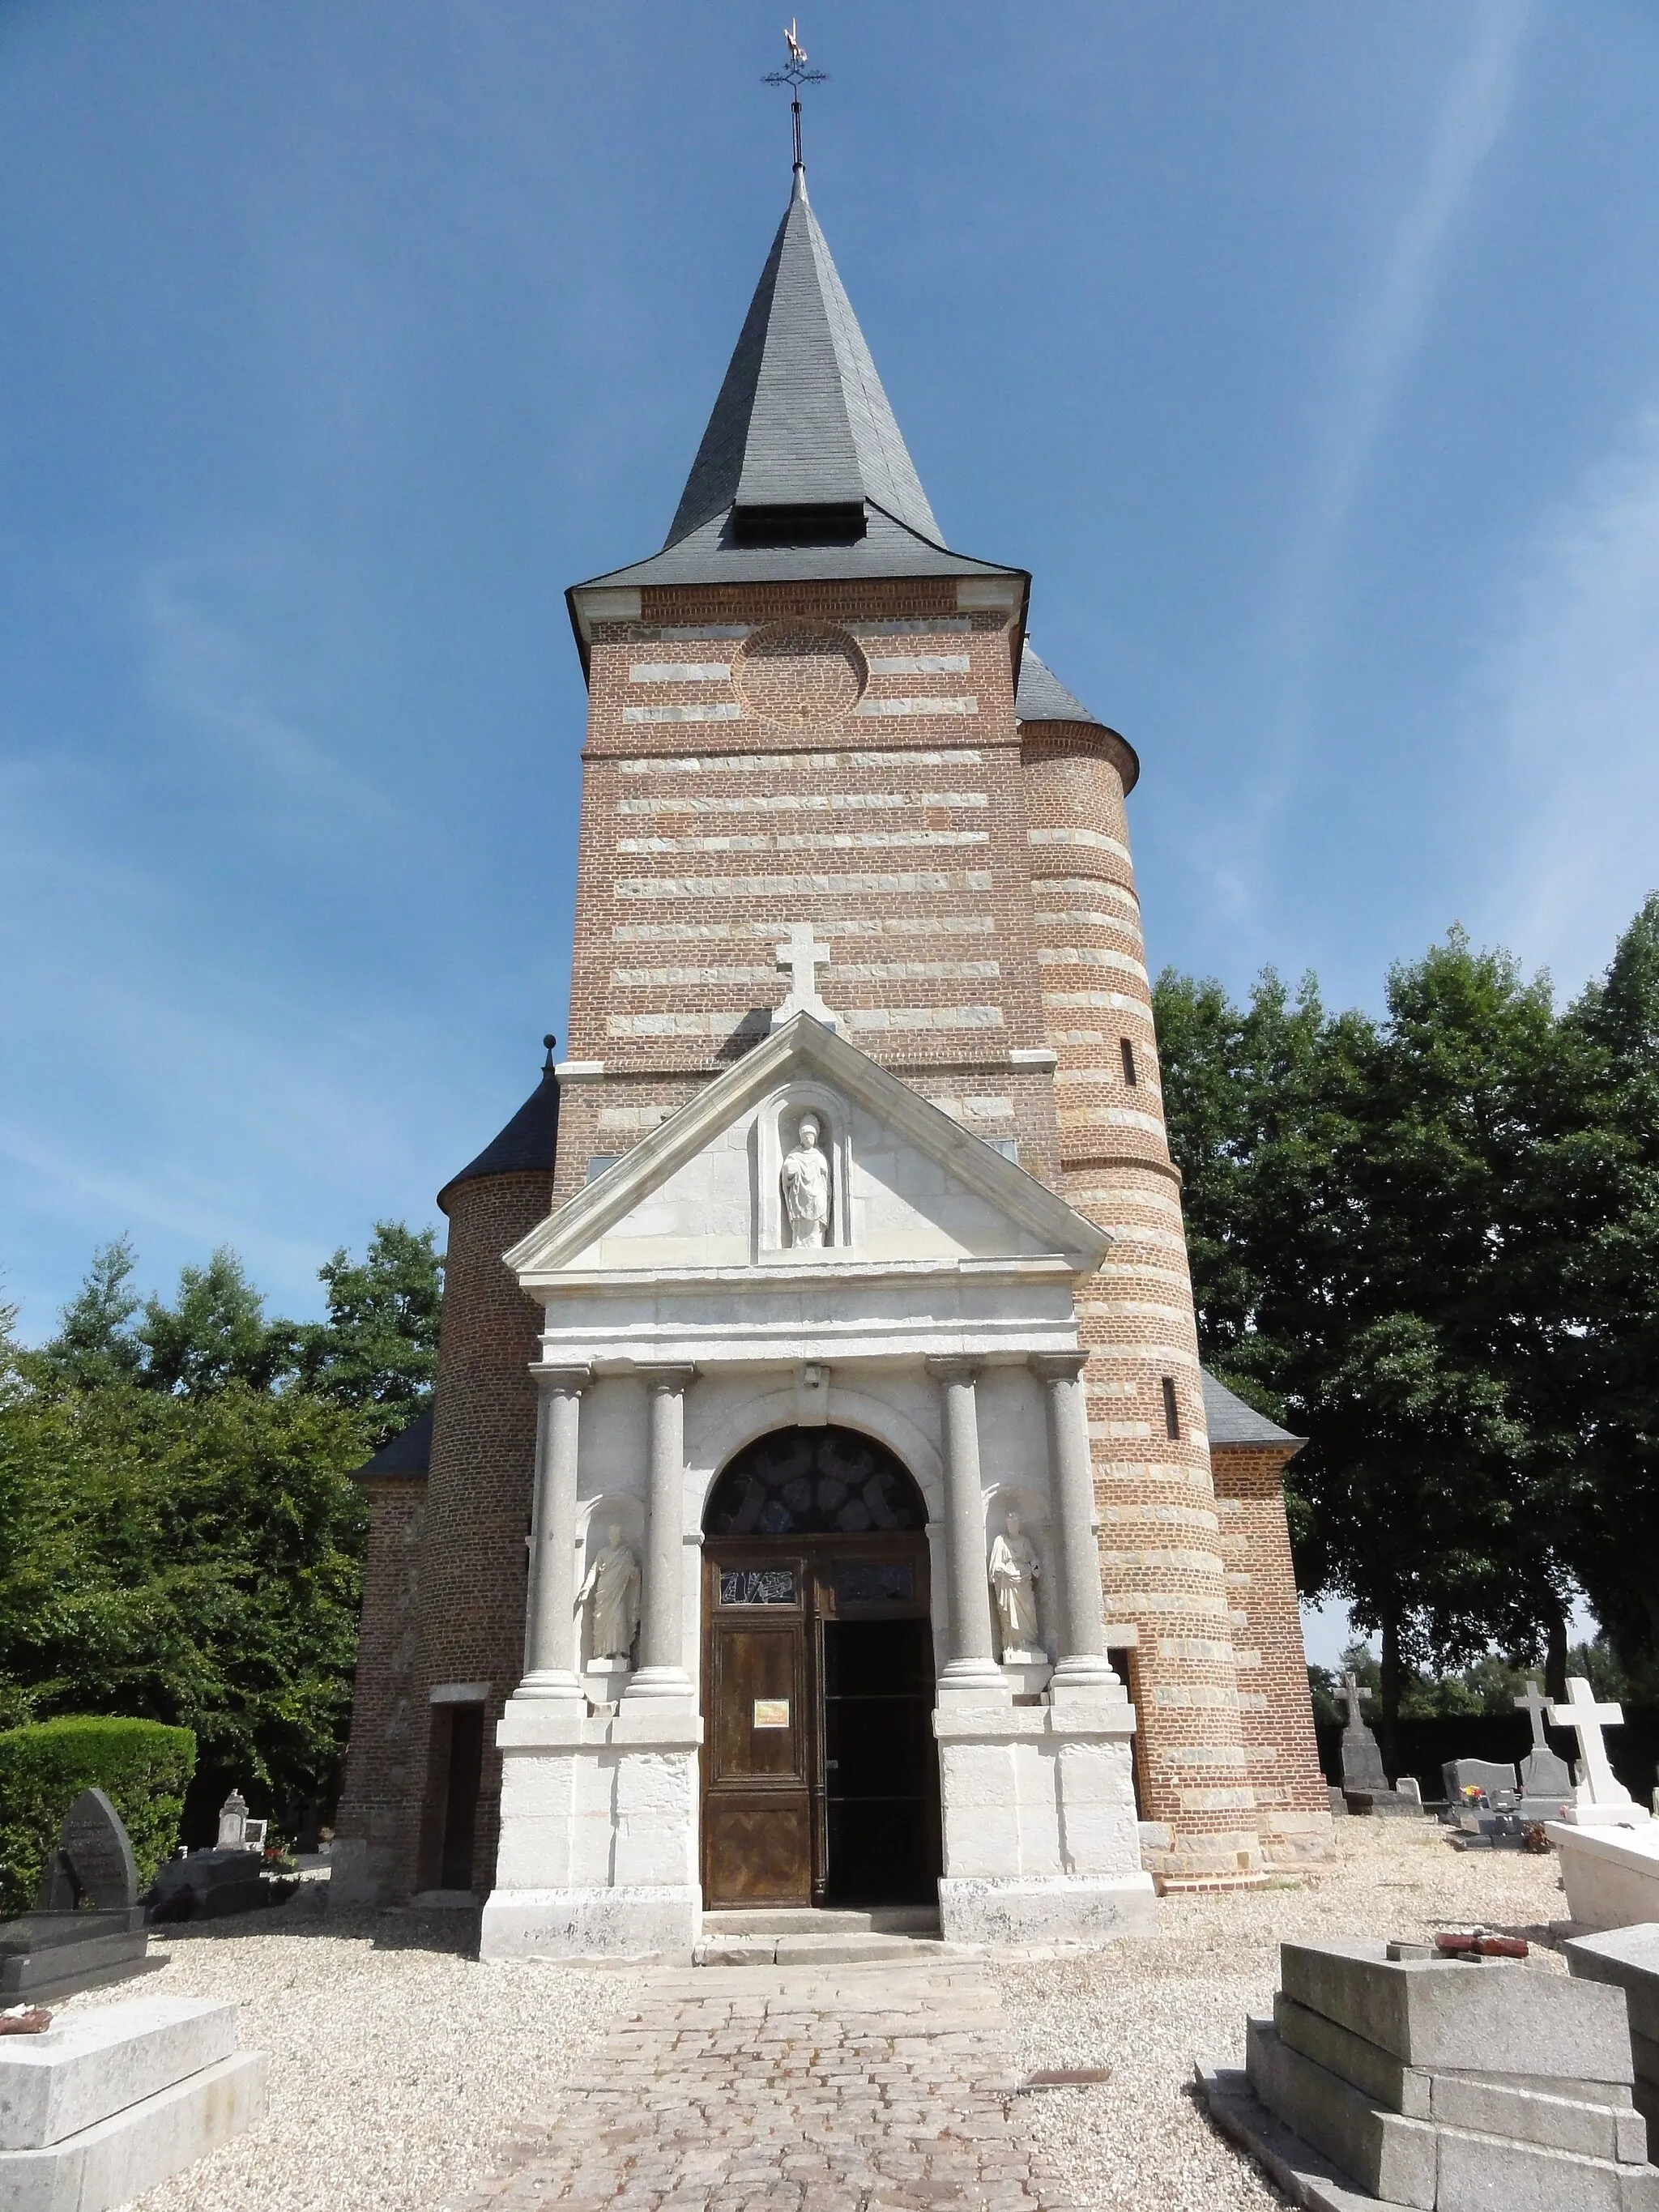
[703,1426,927,1537]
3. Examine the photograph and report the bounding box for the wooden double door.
[701,1533,940,1910]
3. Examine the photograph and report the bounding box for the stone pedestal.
[933,1693,1157,1945]
[480,1696,703,1960]
[1550,1821,1659,1931]
[583,1656,633,1708]
[0,1996,266,2212]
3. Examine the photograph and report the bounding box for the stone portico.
[480,1011,1154,1958]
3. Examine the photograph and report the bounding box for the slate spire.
[665,169,943,551]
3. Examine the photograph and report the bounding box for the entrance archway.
[700,1426,940,1910]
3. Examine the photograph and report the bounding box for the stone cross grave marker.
[1515,1677,1576,1801]
[36,1788,138,1913]
[771,922,837,1030]
[1549,1677,1640,1815]
[1339,1672,1391,1794]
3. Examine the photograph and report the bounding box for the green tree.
[41,1238,144,1391]
[0,1375,366,1814]
[138,1247,296,1396]
[294,1221,442,1449]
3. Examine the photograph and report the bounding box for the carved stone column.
[518,1365,591,1699]
[926,1357,1005,1696]
[627,1366,697,1698]
[1030,1352,1121,1696]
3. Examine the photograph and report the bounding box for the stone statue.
[578,1524,641,1660]
[780,1114,832,1247]
[988,1511,1043,1663]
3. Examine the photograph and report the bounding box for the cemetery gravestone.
[1337,1673,1421,1818]
[1441,1757,1520,1806]
[1551,1677,1653,1827]
[0,1790,150,2005]
[1197,1935,1659,2210]
[147,1792,271,1921]
[1512,1677,1577,1805]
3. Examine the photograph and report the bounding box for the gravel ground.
[48,1823,1572,2212]
[56,1882,645,2212]
[993,1817,1572,2212]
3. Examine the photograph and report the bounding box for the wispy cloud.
[1205,1,1533,922]
[1466,407,1659,991]
[141,556,397,835]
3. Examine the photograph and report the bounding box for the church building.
[331,155,1333,1954]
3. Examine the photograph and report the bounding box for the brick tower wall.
[1020,722,1263,1885]
[1210,1443,1335,1864]
[405,1168,553,1898]
[554,579,1063,1198]
[331,1473,425,1903]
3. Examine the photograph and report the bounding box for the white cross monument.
[1547,1677,1650,1826]
[772,922,838,1031]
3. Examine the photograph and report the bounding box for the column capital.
[1028,1351,1089,1383]
[532,1362,593,1396]
[636,1363,697,1396]
[925,1356,980,1387]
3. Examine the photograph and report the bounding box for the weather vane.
[763,20,827,176]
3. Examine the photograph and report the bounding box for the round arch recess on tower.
[702,1425,927,1539]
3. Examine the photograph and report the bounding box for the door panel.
[702,1533,937,1911]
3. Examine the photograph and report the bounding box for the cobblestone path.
[458,1957,1080,2210]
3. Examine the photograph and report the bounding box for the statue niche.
[780,1111,833,1248]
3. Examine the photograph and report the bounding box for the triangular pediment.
[505,1016,1112,1285]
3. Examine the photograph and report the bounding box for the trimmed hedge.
[0,1716,196,1916]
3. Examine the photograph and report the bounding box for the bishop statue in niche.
[780,1113,833,1247]
[989,1510,1044,1664]
[578,1524,641,1660]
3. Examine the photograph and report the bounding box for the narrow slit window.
[1120,1037,1138,1087]
[1161,1375,1180,1439]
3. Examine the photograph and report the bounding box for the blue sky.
[4,0,1657,1493]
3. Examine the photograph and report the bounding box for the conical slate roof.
[355,1404,433,1482]
[667,168,941,549]
[1015,642,1104,727]
[569,174,1025,603]
[437,1049,561,1212]
[1200,1370,1305,1451]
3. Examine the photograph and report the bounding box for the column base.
[624,1665,697,1700]
[480,1884,701,1962]
[1049,1655,1127,1699]
[511,1671,584,1703]
[936,1658,1013,1707]
[938,1873,1158,1946]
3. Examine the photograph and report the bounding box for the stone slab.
[1344,1790,1425,1818]
[1245,2017,1437,2206]
[936,1872,1158,1945]
[0,1913,144,1958]
[0,2049,267,2212]
[1553,1823,1659,1933]
[1274,1992,1431,2116]
[0,1932,150,2005]
[1568,1924,1659,2046]
[0,1996,236,2151]
[1196,2061,1413,2212]
[1428,2073,1648,2163]
[1435,2122,1659,2210]
[1279,1937,1633,2082]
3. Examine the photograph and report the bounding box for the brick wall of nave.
[1021,723,1264,1884]
[563,585,1057,1149]
[1210,1444,1337,1864]
[332,1476,424,1898]
[406,1169,553,1898]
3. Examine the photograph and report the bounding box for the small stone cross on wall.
[1548,1676,1632,1808]
[772,922,838,1032]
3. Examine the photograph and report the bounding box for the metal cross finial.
[762,20,828,176]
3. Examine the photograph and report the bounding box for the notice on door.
[753,1698,790,1730]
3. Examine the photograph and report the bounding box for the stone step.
[0,1997,236,2151]
[695,1931,956,1967]
[701,1906,940,1937]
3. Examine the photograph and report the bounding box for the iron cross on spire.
[763,20,827,176]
